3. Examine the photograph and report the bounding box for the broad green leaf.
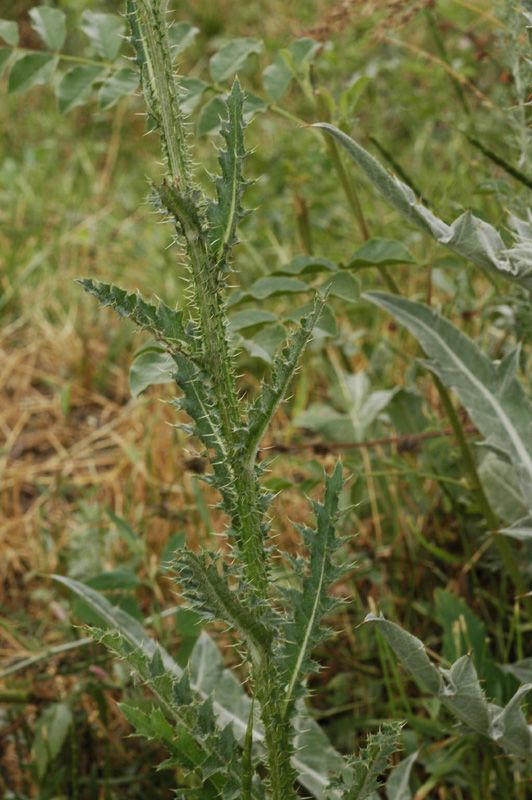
[365,615,441,694]
[295,404,359,443]
[242,323,286,363]
[209,37,263,82]
[197,94,226,136]
[229,309,278,331]
[129,348,175,398]
[243,91,267,121]
[54,576,350,798]
[287,37,321,67]
[0,20,18,47]
[180,76,207,113]
[98,67,138,109]
[322,271,360,302]
[314,124,532,289]
[276,255,337,276]
[348,239,415,269]
[246,276,309,300]
[80,11,124,60]
[8,53,57,94]
[56,65,105,113]
[168,21,199,55]
[366,292,532,512]
[385,751,417,800]
[0,47,12,75]
[262,55,292,100]
[29,6,66,51]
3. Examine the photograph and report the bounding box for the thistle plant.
[59,1,401,797]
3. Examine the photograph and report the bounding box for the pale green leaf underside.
[366,615,532,758]
[315,124,532,289]
[365,292,532,512]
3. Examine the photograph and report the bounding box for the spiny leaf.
[326,723,401,800]
[278,462,345,717]
[207,79,248,274]
[314,123,532,289]
[246,297,323,464]
[365,292,532,512]
[77,278,191,352]
[175,550,274,661]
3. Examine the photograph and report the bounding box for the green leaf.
[209,37,263,82]
[98,67,139,109]
[0,20,18,47]
[0,48,12,75]
[78,279,189,349]
[365,615,441,694]
[286,303,337,337]
[479,452,528,524]
[229,309,278,332]
[56,65,105,113]
[279,463,345,717]
[8,53,57,94]
[365,292,532,512]
[175,551,274,661]
[246,298,324,460]
[80,11,124,60]
[314,124,532,289]
[322,272,360,302]
[86,568,140,590]
[168,21,199,55]
[180,76,207,113]
[33,703,73,778]
[29,6,66,51]
[197,94,226,136]
[366,614,532,757]
[287,38,321,67]
[385,751,417,800]
[207,80,248,273]
[246,276,309,300]
[129,348,175,398]
[54,576,348,797]
[276,255,337,276]
[327,723,401,800]
[347,239,415,269]
[242,323,287,364]
[262,55,292,100]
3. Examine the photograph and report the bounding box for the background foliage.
[0,1,531,798]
